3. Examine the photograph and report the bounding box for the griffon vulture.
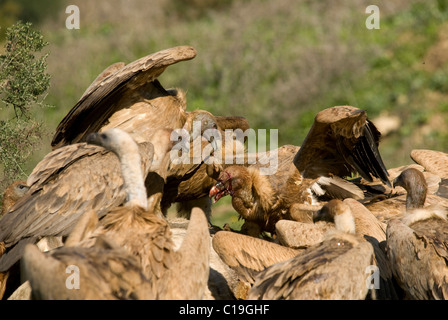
[293,106,390,186]
[22,128,210,299]
[0,126,175,277]
[366,164,448,222]
[51,46,198,148]
[50,45,250,217]
[209,106,390,236]
[386,168,448,300]
[247,199,376,300]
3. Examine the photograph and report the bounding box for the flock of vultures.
[0,46,447,300]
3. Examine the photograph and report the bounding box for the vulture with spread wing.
[51,45,250,217]
[293,106,390,185]
[51,46,199,148]
[209,106,391,236]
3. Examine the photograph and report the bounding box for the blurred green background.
[1,0,448,227]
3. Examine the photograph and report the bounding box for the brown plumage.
[209,106,390,236]
[293,106,391,187]
[386,168,448,299]
[410,149,448,179]
[51,46,197,149]
[410,149,448,198]
[77,129,210,299]
[311,199,399,300]
[247,199,375,300]
[275,219,333,249]
[212,231,301,284]
[22,128,210,299]
[79,62,126,100]
[213,116,250,133]
[0,128,169,274]
[387,164,443,195]
[161,114,250,217]
[0,181,28,217]
[365,165,448,223]
[50,46,250,219]
[209,145,319,236]
[22,237,155,300]
[393,168,428,210]
[276,198,387,248]
[314,199,386,241]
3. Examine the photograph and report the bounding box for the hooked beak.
[392,176,401,189]
[209,181,230,203]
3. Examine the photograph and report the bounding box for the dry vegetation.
[1,0,448,221]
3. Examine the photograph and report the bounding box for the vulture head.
[392,168,427,210]
[1,181,29,216]
[209,166,250,203]
[86,128,143,161]
[313,199,356,234]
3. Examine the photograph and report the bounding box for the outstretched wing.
[51,46,197,149]
[293,106,391,187]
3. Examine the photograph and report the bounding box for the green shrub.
[0,21,51,195]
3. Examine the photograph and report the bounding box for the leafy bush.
[0,21,50,117]
[0,21,51,194]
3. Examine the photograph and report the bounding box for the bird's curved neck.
[118,151,148,210]
[406,183,427,210]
